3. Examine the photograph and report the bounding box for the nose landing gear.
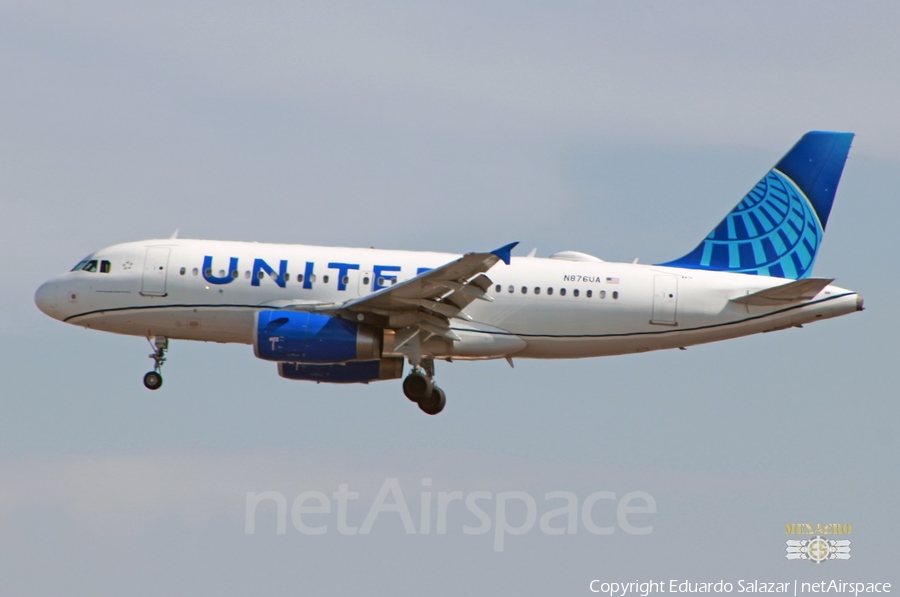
[402,360,446,415]
[143,336,168,390]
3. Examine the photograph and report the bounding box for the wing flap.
[341,242,517,318]
[304,242,518,355]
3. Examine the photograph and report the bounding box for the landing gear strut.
[402,360,446,415]
[143,336,168,390]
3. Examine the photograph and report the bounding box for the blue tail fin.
[660,131,854,279]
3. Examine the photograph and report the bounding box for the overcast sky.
[1,2,897,595]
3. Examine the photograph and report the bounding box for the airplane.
[34,131,863,415]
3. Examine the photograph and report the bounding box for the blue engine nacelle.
[254,311,381,363]
[278,359,404,384]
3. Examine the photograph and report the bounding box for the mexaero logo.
[785,523,851,563]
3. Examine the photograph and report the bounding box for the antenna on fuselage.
[526,248,537,258]
[169,229,179,239]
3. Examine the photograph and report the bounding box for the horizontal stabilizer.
[730,278,834,306]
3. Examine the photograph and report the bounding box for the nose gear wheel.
[143,336,168,391]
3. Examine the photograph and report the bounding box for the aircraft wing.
[730,278,835,306]
[317,242,518,341]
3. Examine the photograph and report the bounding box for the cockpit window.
[71,259,91,272]
[100,260,111,273]
[81,260,98,272]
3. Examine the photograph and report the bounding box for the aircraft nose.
[35,280,59,318]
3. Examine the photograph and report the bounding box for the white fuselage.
[35,239,863,361]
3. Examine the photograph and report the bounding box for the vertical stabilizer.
[661,131,854,279]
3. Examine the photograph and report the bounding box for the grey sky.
[1,2,897,595]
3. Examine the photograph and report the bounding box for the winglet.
[491,242,519,265]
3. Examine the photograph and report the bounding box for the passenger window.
[508,285,514,293]
[232,270,239,279]
[205,268,212,277]
[245,271,250,279]
[257,271,264,280]
[343,276,350,285]
[600,290,606,299]
[218,269,225,277]
[179,267,186,276]
[534,287,541,295]
[613,291,619,299]
[547,287,554,295]
[297,273,304,282]
[573,289,579,297]
[323,275,330,284]
[362,276,370,285]
[100,260,111,273]
[586,290,593,298]
[521,286,528,294]
[560,288,566,296]
[310,274,316,283]
[495,284,501,293]
[192,268,199,276]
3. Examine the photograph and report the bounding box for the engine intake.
[278,359,404,384]
[254,311,381,362]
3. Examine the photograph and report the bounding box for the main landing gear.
[402,362,446,415]
[143,336,168,390]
